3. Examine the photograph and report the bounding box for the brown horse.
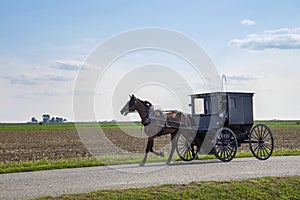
[120,95,192,166]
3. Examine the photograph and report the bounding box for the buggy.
[176,92,274,162]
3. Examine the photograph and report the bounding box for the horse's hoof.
[159,152,165,157]
[165,161,171,165]
[139,162,145,166]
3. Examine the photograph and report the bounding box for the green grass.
[0,120,299,131]
[0,122,142,131]
[255,120,300,127]
[0,157,104,174]
[1,149,299,174]
[35,176,300,200]
[195,148,300,160]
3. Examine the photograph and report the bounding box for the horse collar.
[142,109,154,126]
[142,117,151,126]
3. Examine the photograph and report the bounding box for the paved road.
[0,156,299,200]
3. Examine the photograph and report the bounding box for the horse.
[120,94,193,166]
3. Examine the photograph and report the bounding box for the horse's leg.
[149,134,164,157]
[140,136,165,166]
[150,137,164,157]
[140,137,153,166]
[166,131,178,165]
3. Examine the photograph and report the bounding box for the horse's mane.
[139,99,153,108]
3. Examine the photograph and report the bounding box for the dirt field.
[0,126,299,162]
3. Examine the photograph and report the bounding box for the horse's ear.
[132,94,135,98]
[129,95,132,98]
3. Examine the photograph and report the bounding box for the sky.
[1,0,300,122]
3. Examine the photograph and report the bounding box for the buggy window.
[194,98,204,114]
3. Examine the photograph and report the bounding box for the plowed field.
[0,126,299,162]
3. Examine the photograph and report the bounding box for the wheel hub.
[258,137,265,145]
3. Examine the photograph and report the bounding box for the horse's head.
[120,95,138,116]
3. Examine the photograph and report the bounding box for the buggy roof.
[190,92,254,98]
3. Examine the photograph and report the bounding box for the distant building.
[42,114,50,123]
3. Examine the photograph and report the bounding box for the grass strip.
[1,149,299,174]
[35,176,300,200]
[0,122,142,131]
[0,157,104,174]
[255,120,300,127]
[1,120,299,131]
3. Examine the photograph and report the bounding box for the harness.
[136,99,185,127]
[142,112,151,126]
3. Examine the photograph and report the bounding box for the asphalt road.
[0,156,299,200]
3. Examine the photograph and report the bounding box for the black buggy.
[176,92,274,162]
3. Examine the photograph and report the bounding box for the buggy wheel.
[249,124,274,160]
[176,133,197,161]
[214,128,238,162]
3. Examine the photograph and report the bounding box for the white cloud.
[52,60,83,71]
[227,74,258,82]
[228,27,300,50]
[240,19,256,26]
[3,73,69,85]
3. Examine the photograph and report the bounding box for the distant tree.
[50,117,55,123]
[31,117,38,123]
[55,117,63,123]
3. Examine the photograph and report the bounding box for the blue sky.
[1,1,300,122]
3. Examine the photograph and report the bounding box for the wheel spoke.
[255,126,260,137]
[179,146,187,156]
[219,148,223,158]
[259,146,263,158]
[228,140,236,146]
[187,149,192,159]
[180,136,186,143]
[253,129,259,140]
[262,127,268,139]
[253,134,259,141]
[215,145,222,154]
[256,146,260,157]
[178,145,185,153]
[183,149,188,159]
[263,143,272,151]
[188,150,192,159]
[263,145,269,157]
[184,150,188,159]
[225,148,231,159]
[250,139,259,144]
[261,145,270,156]
[261,146,267,158]
[251,142,259,151]
[259,125,263,138]
[228,146,233,156]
